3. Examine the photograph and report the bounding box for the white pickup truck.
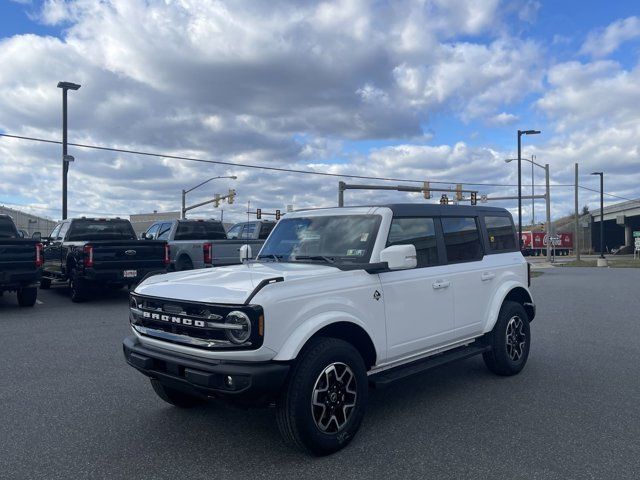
[124,204,535,455]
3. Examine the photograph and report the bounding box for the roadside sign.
[635,238,640,248]
[634,231,640,238]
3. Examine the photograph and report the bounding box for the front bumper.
[123,336,290,405]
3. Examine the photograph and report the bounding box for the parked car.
[42,218,169,302]
[143,219,274,269]
[123,204,535,455]
[0,214,42,307]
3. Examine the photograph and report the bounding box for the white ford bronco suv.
[123,204,535,455]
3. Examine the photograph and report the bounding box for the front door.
[378,217,455,362]
[44,223,63,277]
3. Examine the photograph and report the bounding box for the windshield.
[258,215,380,264]
[0,217,18,238]
[67,219,137,241]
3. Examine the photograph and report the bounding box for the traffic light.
[227,189,236,204]
[213,193,221,208]
[470,192,477,206]
[440,194,449,205]
[423,181,431,199]
[256,208,262,219]
[455,184,463,201]
[275,209,281,220]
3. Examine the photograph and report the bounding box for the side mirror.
[32,232,42,241]
[239,244,253,262]
[141,232,150,240]
[379,244,417,270]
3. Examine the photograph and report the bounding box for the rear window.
[484,216,517,252]
[0,217,18,238]
[175,221,227,240]
[441,217,483,263]
[67,220,137,241]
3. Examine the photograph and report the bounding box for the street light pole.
[181,175,237,219]
[591,172,605,259]
[57,81,81,220]
[517,129,541,248]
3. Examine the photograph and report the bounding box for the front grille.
[130,294,263,350]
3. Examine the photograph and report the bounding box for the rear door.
[439,216,493,339]
[379,216,456,362]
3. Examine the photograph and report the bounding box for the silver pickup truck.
[142,219,274,270]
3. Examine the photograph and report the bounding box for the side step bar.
[369,343,491,388]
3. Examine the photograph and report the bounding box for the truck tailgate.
[89,240,167,270]
[0,240,39,282]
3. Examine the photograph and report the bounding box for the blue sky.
[0,0,639,222]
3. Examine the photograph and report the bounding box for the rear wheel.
[176,256,194,271]
[276,337,368,455]
[483,301,531,376]
[150,379,206,408]
[17,287,37,307]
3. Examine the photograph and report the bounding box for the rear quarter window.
[484,215,517,252]
[175,221,227,240]
[441,217,484,263]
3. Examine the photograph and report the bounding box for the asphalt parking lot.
[1,267,639,480]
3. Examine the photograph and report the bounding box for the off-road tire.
[17,287,37,307]
[69,270,88,303]
[150,379,206,408]
[39,277,51,290]
[276,337,368,456]
[176,256,194,271]
[483,301,531,376]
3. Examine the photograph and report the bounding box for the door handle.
[481,272,495,281]
[432,280,451,290]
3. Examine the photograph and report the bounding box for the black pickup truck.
[42,218,168,302]
[0,214,42,307]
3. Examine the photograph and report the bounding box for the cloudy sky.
[1,0,639,224]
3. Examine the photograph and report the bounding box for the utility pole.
[517,129,541,248]
[57,81,81,220]
[531,155,535,225]
[545,163,551,262]
[574,163,580,261]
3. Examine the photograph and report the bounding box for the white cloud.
[580,16,640,58]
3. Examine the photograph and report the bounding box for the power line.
[0,132,582,188]
[2,132,638,203]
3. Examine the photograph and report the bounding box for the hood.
[135,261,339,304]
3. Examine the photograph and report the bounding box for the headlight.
[225,310,252,344]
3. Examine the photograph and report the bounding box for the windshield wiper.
[256,254,282,262]
[294,255,336,264]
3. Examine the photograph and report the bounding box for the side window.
[157,222,172,240]
[258,223,275,240]
[145,223,161,239]
[49,224,62,240]
[441,217,483,263]
[226,224,243,239]
[242,223,257,239]
[57,222,70,240]
[484,216,517,252]
[387,217,439,267]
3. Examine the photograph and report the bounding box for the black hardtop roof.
[294,203,512,217]
[382,203,512,217]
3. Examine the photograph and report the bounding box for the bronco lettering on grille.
[142,310,205,327]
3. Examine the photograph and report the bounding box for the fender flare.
[483,282,535,334]
[272,311,378,364]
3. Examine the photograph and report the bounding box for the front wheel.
[483,301,531,376]
[276,338,368,455]
[17,287,37,307]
